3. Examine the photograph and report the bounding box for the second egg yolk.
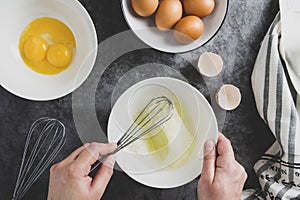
[23,36,48,62]
[47,44,72,68]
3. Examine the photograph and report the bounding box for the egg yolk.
[47,44,72,68]
[19,17,76,75]
[23,36,48,62]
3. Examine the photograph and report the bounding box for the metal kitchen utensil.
[12,117,66,200]
[89,96,174,174]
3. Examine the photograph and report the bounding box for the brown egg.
[155,0,183,31]
[183,0,215,18]
[173,16,204,44]
[131,0,159,17]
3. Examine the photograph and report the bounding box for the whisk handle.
[90,154,108,173]
[89,151,115,176]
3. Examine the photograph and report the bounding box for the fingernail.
[84,143,90,147]
[204,140,214,155]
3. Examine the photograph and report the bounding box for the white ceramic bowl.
[0,0,97,101]
[108,77,218,188]
[121,0,228,53]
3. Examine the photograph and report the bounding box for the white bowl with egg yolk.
[0,0,97,100]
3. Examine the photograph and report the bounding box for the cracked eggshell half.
[216,84,241,110]
[197,52,223,77]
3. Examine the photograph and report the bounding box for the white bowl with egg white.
[0,0,97,101]
[108,77,218,188]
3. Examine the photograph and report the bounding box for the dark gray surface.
[0,0,279,199]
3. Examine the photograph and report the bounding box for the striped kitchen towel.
[244,12,300,199]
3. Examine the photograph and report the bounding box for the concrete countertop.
[0,0,279,199]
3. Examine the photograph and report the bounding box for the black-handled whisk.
[89,96,174,174]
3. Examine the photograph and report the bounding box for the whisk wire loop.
[89,96,174,174]
[12,117,66,200]
[118,97,172,146]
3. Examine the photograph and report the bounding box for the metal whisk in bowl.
[12,117,66,200]
[89,96,174,174]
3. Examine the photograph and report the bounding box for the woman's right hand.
[197,133,247,200]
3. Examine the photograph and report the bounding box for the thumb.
[200,140,216,184]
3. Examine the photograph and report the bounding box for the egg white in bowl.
[0,0,97,101]
[108,77,218,188]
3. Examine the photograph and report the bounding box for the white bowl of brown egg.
[122,0,228,53]
[0,0,97,101]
